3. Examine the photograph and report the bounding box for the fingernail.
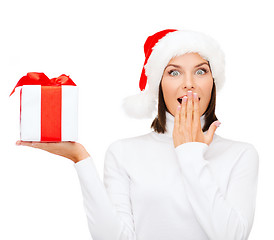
[177,105,181,110]
[16,140,21,146]
[183,96,188,102]
[214,121,221,127]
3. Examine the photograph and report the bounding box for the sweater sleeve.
[74,141,136,240]
[174,141,259,240]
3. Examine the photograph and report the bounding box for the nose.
[181,73,195,90]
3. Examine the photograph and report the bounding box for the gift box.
[10,72,78,142]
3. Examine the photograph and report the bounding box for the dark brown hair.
[150,78,218,133]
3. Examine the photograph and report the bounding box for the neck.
[163,111,206,138]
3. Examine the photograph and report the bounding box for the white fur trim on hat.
[121,88,157,119]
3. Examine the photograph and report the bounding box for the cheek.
[161,78,178,97]
[199,76,213,91]
[161,82,177,107]
[199,79,213,104]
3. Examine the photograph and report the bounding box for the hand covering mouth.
[177,96,200,104]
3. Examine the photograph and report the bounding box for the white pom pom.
[121,90,156,119]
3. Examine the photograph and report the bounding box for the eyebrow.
[164,62,209,71]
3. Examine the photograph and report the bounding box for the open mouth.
[177,97,200,104]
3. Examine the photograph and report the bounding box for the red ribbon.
[9,72,76,97]
[41,87,62,141]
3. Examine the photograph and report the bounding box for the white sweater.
[74,111,259,240]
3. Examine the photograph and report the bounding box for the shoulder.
[110,132,153,146]
[214,133,257,150]
[104,133,153,167]
[212,134,259,162]
[106,132,153,152]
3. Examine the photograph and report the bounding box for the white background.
[0,0,273,239]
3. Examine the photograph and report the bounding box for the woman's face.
[161,52,213,117]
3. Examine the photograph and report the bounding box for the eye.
[168,70,180,77]
[196,68,208,75]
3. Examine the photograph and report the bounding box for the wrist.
[71,143,90,163]
[73,152,90,163]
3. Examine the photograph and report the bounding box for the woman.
[16,29,259,240]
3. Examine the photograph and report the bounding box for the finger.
[16,140,34,147]
[193,92,201,135]
[16,140,49,150]
[186,91,193,138]
[180,96,187,131]
[205,121,221,144]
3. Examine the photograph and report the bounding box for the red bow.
[9,72,76,96]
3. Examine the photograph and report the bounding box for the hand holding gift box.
[10,72,78,142]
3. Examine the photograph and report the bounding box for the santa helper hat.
[122,29,225,119]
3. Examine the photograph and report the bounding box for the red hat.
[122,28,225,119]
[139,29,178,91]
